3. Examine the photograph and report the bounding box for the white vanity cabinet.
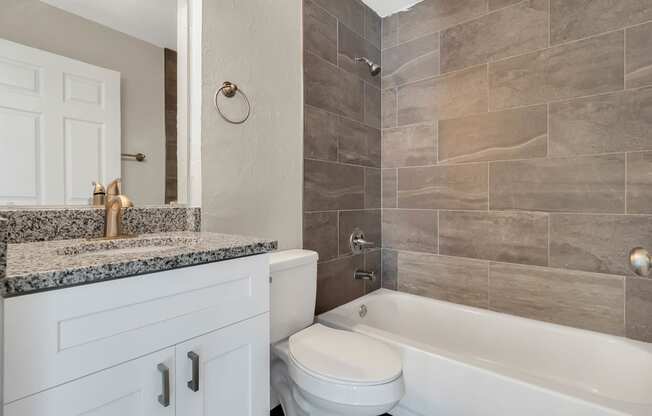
[1,254,271,415]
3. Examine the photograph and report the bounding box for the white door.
[176,313,270,416]
[4,348,175,416]
[0,39,120,205]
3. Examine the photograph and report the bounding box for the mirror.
[0,0,193,206]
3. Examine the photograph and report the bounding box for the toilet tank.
[270,250,318,343]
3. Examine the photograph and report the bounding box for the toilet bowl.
[269,250,405,416]
[271,324,405,416]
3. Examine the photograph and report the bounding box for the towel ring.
[214,81,251,124]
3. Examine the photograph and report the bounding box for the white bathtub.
[317,289,652,416]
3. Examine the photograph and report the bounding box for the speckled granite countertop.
[3,232,277,297]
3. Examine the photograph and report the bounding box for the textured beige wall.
[201,0,303,249]
[0,0,166,205]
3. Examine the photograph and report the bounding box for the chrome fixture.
[350,228,375,254]
[630,247,651,277]
[355,57,381,76]
[359,304,368,318]
[354,269,376,281]
[104,178,134,239]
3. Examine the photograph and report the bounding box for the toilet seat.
[283,324,405,408]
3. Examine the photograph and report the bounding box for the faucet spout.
[104,189,133,239]
[354,269,376,281]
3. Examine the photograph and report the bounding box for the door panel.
[4,348,175,416]
[176,313,270,416]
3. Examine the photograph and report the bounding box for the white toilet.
[270,250,405,416]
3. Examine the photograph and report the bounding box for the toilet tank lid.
[270,250,318,273]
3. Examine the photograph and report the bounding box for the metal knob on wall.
[630,247,651,277]
[214,81,251,124]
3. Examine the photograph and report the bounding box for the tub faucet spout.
[354,269,376,281]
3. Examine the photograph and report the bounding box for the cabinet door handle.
[157,363,170,407]
[187,351,200,392]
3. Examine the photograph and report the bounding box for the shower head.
[355,57,381,76]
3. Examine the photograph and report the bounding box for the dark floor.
[271,406,391,416]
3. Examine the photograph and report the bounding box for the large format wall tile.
[489,263,625,335]
[398,64,488,125]
[382,14,398,50]
[550,0,652,44]
[627,152,652,214]
[382,33,440,89]
[397,0,487,43]
[365,84,381,129]
[338,118,381,167]
[365,6,381,49]
[489,0,523,11]
[382,168,397,208]
[549,88,652,157]
[316,255,365,314]
[303,212,339,262]
[439,105,547,163]
[382,124,437,168]
[339,210,382,255]
[313,0,365,37]
[382,249,398,289]
[366,168,382,208]
[338,23,381,86]
[439,211,549,266]
[382,88,397,128]
[304,0,338,65]
[304,159,365,211]
[398,163,488,210]
[364,249,383,292]
[550,214,652,275]
[398,252,489,308]
[626,277,652,342]
[626,21,652,89]
[304,105,338,161]
[304,51,364,122]
[490,154,626,213]
[382,209,437,253]
[441,0,548,73]
[489,31,624,110]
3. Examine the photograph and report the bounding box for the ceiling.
[361,0,424,17]
[40,0,178,50]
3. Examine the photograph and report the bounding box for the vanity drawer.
[3,253,270,404]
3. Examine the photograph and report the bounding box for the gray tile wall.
[303,0,382,314]
[381,0,652,342]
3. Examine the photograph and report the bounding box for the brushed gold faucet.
[104,178,133,239]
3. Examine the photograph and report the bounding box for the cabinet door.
[4,348,175,416]
[176,313,269,416]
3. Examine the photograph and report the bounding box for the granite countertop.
[3,232,277,297]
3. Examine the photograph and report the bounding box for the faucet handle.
[350,228,375,254]
[106,178,122,198]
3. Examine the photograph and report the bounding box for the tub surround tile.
[381,14,398,50]
[338,210,381,256]
[397,0,487,43]
[550,0,652,44]
[438,105,547,164]
[0,206,201,244]
[549,88,652,157]
[364,6,382,49]
[0,216,6,280]
[313,0,365,38]
[304,51,365,122]
[626,22,652,89]
[338,23,381,86]
[382,169,398,208]
[398,164,488,210]
[303,0,338,65]
[440,0,548,74]
[626,277,652,343]
[382,209,437,253]
[550,214,652,276]
[489,263,625,335]
[627,152,652,214]
[365,168,382,209]
[488,0,523,11]
[382,33,440,89]
[364,249,382,293]
[304,159,365,211]
[303,212,339,262]
[338,118,381,167]
[399,252,489,308]
[489,154,626,213]
[3,232,277,298]
[365,84,381,129]
[316,255,365,314]
[398,64,488,125]
[439,211,549,266]
[304,105,339,161]
[382,88,397,128]
[382,124,437,168]
[489,31,624,110]
[381,249,398,290]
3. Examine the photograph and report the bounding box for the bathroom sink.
[57,236,200,257]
